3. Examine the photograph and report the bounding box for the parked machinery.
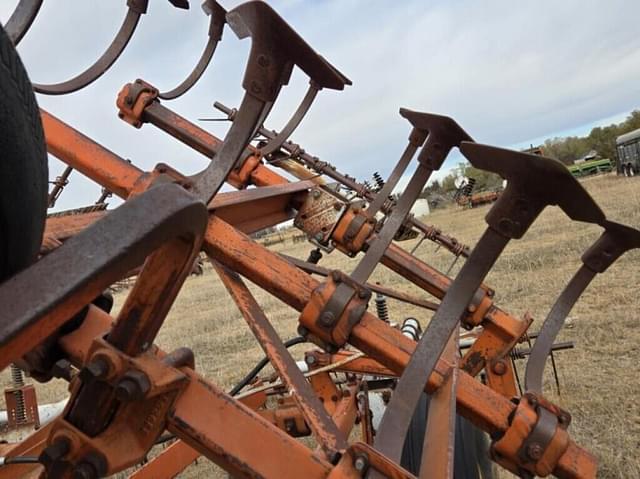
[1,2,639,478]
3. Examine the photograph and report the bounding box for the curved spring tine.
[257,82,319,158]
[374,141,605,464]
[159,0,226,100]
[524,220,640,393]
[4,0,43,45]
[32,2,147,95]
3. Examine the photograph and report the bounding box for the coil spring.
[375,292,389,322]
[509,346,529,360]
[401,317,422,341]
[372,172,385,192]
[10,364,26,424]
[462,178,476,197]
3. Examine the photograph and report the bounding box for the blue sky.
[2,1,639,208]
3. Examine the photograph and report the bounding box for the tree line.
[422,109,640,198]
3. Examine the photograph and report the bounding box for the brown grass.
[2,174,639,478]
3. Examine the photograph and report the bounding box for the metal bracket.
[299,270,371,350]
[491,393,572,478]
[117,79,160,128]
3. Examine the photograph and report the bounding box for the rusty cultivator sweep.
[1,2,638,478]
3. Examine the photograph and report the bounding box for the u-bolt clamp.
[190,0,351,204]
[373,142,606,464]
[298,270,371,351]
[491,393,574,478]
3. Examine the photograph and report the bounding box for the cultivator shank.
[1,2,637,478]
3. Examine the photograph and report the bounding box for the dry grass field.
[2,173,639,478]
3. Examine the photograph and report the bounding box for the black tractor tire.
[401,393,495,479]
[0,25,48,283]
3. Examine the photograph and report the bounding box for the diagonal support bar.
[212,261,348,460]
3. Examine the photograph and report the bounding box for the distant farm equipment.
[616,127,640,176]
[566,158,613,177]
[454,176,501,208]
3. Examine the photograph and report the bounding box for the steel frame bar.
[58,309,337,479]
[0,183,206,370]
[38,109,597,478]
[115,97,524,373]
[419,331,458,479]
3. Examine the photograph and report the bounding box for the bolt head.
[257,54,270,67]
[250,81,262,95]
[491,360,507,376]
[115,370,150,402]
[527,443,543,460]
[320,311,335,326]
[353,455,368,473]
[305,354,317,366]
[39,438,70,467]
[79,358,109,383]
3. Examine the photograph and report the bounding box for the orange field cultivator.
[1,2,638,478]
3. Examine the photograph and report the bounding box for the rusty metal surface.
[0,183,206,370]
[352,162,431,284]
[192,1,349,203]
[38,105,602,477]
[294,186,347,245]
[364,109,429,217]
[47,165,74,208]
[168,369,333,479]
[2,5,628,475]
[3,0,43,45]
[259,82,320,157]
[419,330,458,479]
[214,100,472,258]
